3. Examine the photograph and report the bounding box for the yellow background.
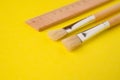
[0,0,120,80]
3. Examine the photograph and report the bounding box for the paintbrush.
[48,4,120,40]
[62,13,120,51]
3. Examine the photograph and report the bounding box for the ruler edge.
[26,0,112,31]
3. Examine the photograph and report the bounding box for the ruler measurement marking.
[26,0,110,31]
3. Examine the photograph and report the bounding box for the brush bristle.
[62,35,82,51]
[48,29,68,41]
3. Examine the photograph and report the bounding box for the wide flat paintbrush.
[48,3,120,41]
[62,13,120,51]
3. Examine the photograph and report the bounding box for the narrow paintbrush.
[48,4,120,41]
[62,13,120,51]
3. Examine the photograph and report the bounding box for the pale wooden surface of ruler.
[26,0,110,31]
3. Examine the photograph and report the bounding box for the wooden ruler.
[26,0,111,31]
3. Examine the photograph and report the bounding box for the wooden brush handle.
[108,13,120,27]
[95,4,120,21]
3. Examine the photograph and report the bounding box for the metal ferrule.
[63,15,96,33]
[77,21,111,42]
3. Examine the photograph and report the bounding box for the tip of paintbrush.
[62,35,82,51]
[48,29,68,41]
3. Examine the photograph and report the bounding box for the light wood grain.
[108,13,120,27]
[95,3,120,21]
[26,0,110,31]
